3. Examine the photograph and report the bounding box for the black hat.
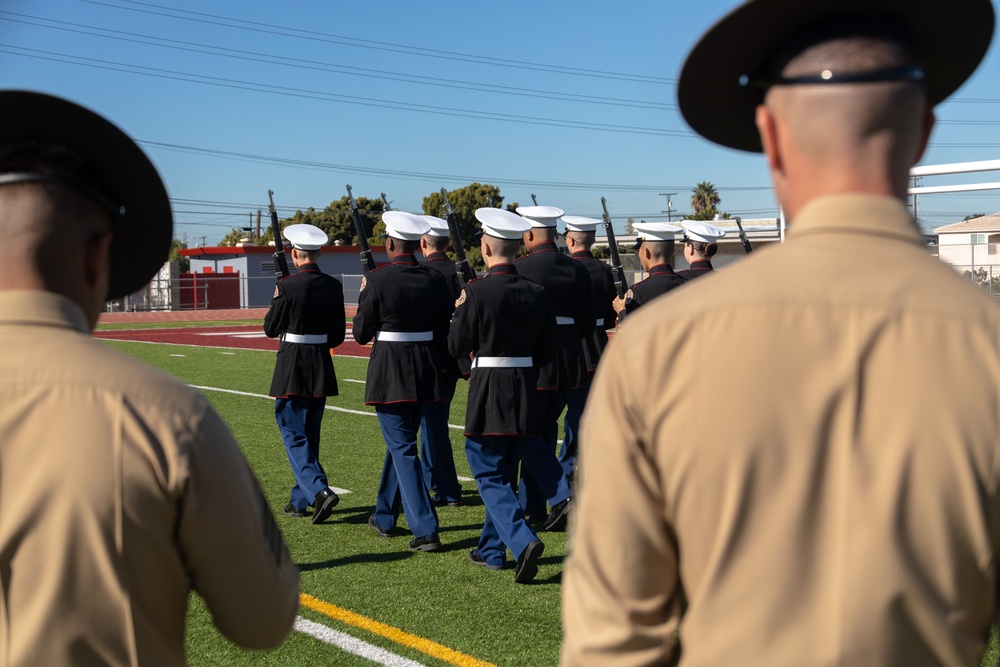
[0,91,173,299]
[677,0,995,153]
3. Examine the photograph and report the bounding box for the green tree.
[248,194,386,248]
[168,238,190,272]
[963,213,987,221]
[624,217,635,235]
[422,183,503,272]
[690,181,721,220]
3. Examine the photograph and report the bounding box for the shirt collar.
[488,263,518,276]
[649,264,677,275]
[789,194,924,245]
[530,242,558,254]
[391,254,418,265]
[0,291,90,334]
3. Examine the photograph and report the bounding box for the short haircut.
[422,234,450,252]
[484,235,521,260]
[566,230,596,247]
[644,239,675,261]
[396,239,419,254]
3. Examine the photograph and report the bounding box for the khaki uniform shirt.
[562,195,1000,666]
[0,292,299,666]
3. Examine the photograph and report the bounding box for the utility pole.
[910,175,921,222]
[660,192,678,222]
[256,209,262,242]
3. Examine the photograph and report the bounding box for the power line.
[0,12,675,112]
[0,45,690,138]
[81,0,674,85]
[141,140,749,192]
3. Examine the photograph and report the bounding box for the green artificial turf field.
[101,337,567,667]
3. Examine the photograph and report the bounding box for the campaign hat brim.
[0,91,173,299]
[677,0,995,153]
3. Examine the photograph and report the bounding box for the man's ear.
[913,105,936,164]
[84,231,113,289]
[756,104,783,174]
[386,236,396,253]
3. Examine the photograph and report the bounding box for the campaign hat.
[515,205,564,229]
[283,224,328,251]
[474,207,530,240]
[677,0,995,152]
[0,90,173,299]
[382,210,430,241]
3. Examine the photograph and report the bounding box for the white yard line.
[294,617,426,667]
[190,385,466,431]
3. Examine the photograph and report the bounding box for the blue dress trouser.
[419,375,462,503]
[519,390,573,518]
[465,435,538,566]
[274,396,328,510]
[560,380,591,479]
[373,403,440,539]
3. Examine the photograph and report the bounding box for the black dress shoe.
[514,539,544,584]
[311,488,339,525]
[543,498,572,532]
[409,532,441,552]
[469,549,504,571]
[431,494,461,508]
[368,513,396,538]
[283,503,309,518]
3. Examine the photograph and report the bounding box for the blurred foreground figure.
[0,91,299,665]
[562,1,1000,665]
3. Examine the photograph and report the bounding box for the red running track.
[93,324,372,357]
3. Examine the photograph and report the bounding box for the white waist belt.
[377,330,434,342]
[596,318,605,327]
[555,316,575,325]
[472,356,532,369]
[284,333,327,344]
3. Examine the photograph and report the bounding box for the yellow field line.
[300,593,497,667]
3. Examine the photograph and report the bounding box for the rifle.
[600,197,629,299]
[530,193,539,205]
[267,189,290,279]
[380,192,392,211]
[346,184,377,275]
[440,187,476,283]
[734,216,753,253]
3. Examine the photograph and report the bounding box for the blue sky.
[3,0,999,244]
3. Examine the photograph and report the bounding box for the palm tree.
[690,181,720,220]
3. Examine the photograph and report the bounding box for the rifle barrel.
[600,197,628,299]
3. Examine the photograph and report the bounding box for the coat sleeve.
[534,292,558,368]
[178,403,299,649]
[352,276,379,345]
[448,286,477,360]
[262,280,288,338]
[560,336,682,666]
[328,279,346,349]
[574,264,597,338]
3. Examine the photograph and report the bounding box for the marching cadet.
[559,215,617,482]
[448,207,557,583]
[417,214,465,508]
[612,220,687,319]
[353,210,453,552]
[514,205,594,529]
[677,220,726,280]
[264,223,346,524]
